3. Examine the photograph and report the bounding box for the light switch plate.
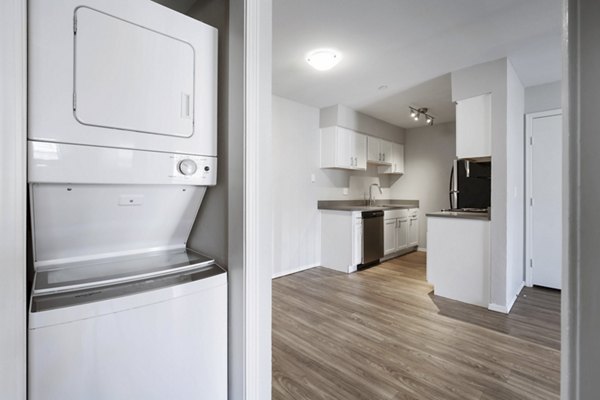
[310,173,316,183]
[343,188,349,195]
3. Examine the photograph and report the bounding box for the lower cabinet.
[321,210,362,273]
[408,210,419,247]
[384,218,397,255]
[384,208,419,256]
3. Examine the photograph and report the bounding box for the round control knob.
[178,159,197,176]
[204,166,210,172]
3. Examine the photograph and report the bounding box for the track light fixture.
[408,106,435,126]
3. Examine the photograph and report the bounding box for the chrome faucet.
[368,183,383,206]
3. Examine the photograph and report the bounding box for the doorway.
[525,109,563,289]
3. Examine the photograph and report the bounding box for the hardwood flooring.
[272,251,560,400]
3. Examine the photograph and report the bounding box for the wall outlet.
[343,188,349,195]
[310,173,316,183]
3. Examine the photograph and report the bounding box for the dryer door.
[74,7,195,138]
[28,0,217,156]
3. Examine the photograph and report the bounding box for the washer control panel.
[171,154,217,185]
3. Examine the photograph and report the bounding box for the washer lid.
[33,248,214,296]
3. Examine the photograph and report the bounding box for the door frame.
[525,108,562,287]
[0,0,28,398]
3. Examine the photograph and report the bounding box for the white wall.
[391,122,456,249]
[321,104,406,143]
[451,58,525,311]
[525,80,561,114]
[272,96,322,277]
[0,1,27,398]
[452,58,509,310]
[505,62,526,306]
[272,96,413,277]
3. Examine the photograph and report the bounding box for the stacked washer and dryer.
[27,0,226,398]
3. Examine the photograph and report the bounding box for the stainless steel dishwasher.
[361,210,384,266]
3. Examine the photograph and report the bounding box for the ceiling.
[273,0,562,128]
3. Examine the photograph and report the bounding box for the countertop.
[318,199,419,212]
[426,210,490,221]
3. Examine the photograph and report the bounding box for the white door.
[335,128,352,168]
[393,143,405,173]
[396,218,408,251]
[379,140,392,164]
[456,93,492,159]
[383,219,397,255]
[353,216,363,265]
[367,136,380,163]
[527,111,562,289]
[353,132,367,170]
[408,217,419,247]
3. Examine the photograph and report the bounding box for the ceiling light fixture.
[409,106,435,126]
[306,48,342,71]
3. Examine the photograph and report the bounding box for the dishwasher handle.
[362,210,384,219]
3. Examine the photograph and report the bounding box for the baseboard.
[487,303,509,314]
[417,247,427,252]
[272,263,318,279]
[506,281,525,313]
[488,281,525,314]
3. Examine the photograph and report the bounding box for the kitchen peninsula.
[426,210,490,308]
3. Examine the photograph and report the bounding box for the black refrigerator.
[449,159,491,210]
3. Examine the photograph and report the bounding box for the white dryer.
[27,0,225,398]
[29,0,217,156]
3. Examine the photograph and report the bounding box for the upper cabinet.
[455,93,491,159]
[378,143,404,175]
[320,126,367,170]
[367,137,392,165]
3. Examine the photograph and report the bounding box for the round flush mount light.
[306,49,342,71]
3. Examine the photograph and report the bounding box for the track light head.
[408,106,434,126]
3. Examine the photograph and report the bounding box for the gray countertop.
[426,211,490,221]
[318,199,419,212]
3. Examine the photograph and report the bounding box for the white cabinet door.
[456,93,491,159]
[383,218,397,255]
[367,136,380,163]
[377,142,404,174]
[396,217,408,251]
[321,127,366,170]
[393,143,405,173]
[335,127,353,169]
[380,140,392,165]
[408,216,419,247]
[353,132,367,170]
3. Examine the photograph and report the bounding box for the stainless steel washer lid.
[33,248,214,295]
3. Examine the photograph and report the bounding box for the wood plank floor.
[272,251,560,400]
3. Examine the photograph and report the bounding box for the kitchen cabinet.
[321,126,367,170]
[378,143,404,175]
[383,208,418,256]
[383,218,397,255]
[321,210,362,273]
[367,137,392,165]
[407,209,419,247]
[396,216,409,250]
[427,215,490,307]
[456,93,491,159]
